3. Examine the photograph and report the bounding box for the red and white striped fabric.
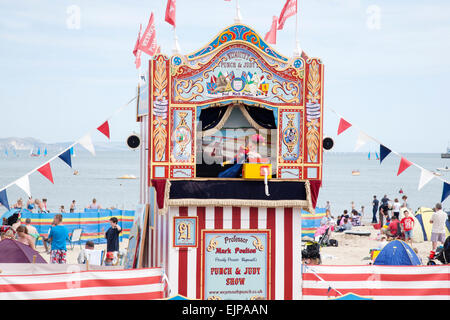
[153,206,302,300]
[302,265,450,300]
[0,268,164,300]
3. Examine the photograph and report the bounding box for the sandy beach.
[31,224,435,266]
[318,225,433,265]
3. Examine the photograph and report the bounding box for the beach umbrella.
[0,239,47,263]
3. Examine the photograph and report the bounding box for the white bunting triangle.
[15,175,31,198]
[418,168,435,190]
[78,134,96,156]
[354,131,372,151]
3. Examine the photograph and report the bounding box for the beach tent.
[373,240,421,266]
[0,239,47,263]
[414,207,450,242]
[301,208,326,238]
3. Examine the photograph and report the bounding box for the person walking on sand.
[400,209,414,246]
[70,200,76,213]
[429,203,447,253]
[393,198,401,219]
[401,195,409,209]
[372,195,379,223]
[48,214,69,264]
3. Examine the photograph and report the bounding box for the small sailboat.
[44,148,48,156]
[375,152,379,160]
[70,147,76,157]
[4,149,8,157]
[367,152,370,160]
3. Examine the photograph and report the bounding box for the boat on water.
[352,170,360,176]
[30,147,40,157]
[441,143,450,158]
[436,166,449,172]
[117,174,137,179]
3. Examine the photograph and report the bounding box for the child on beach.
[16,225,36,250]
[400,210,414,246]
[104,251,114,266]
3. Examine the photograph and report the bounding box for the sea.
[1,150,449,223]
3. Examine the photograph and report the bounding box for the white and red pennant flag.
[138,12,158,56]
[278,0,297,30]
[165,0,176,27]
[133,24,142,69]
[264,16,278,44]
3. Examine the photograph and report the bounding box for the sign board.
[201,230,270,300]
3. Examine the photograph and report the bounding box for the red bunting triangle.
[97,121,110,139]
[397,157,412,176]
[37,163,54,184]
[337,118,352,135]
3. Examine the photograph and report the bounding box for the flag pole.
[172,26,180,54]
[234,0,242,23]
[294,0,302,57]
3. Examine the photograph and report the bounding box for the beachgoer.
[24,218,39,244]
[338,210,349,226]
[337,218,352,232]
[429,203,447,252]
[48,214,69,264]
[0,226,16,240]
[382,215,400,239]
[381,195,389,207]
[59,205,66,213]
[70,200,76,213]
[372,195,379,223]
[378,236,388,250]
[320,210,333,226]
[42,222,55,253]
[325,201,331,212]
[360,205,365,216]
[401,195,408,209]
[104,251,115,266]
[13,198,23,209]
[88,198,101,210]
[393,198,401,219]
[351,201,355,211]
[351,210,361,226]
[77,241,95,264]
[400,209,414,246]
[42,198,48,212]
[35,199,46,213]
[26,197,35,211]
[379,203,389,228]
[105,217,122,264]
[16,225,36,250]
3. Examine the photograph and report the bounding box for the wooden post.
[32,255,36,264]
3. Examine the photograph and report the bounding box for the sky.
[0,0,449,153]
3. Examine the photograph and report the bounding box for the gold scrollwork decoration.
[154,56,168,98]
[207,296,222,300]
[306,60,320,102]
[251,236,264,251]
[207,236,220,252]
[306,119,320,162]
[153,116,167,161]
[271,80,300,104]
[174,79,204,102]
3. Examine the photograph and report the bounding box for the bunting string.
[0,86,147,210]
[328,106,449,202]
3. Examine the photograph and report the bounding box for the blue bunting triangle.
[379,144,391,164]
[442,182,450,203]
[58,149,72,168]
[0,189,10,211]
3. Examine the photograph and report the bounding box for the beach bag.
[329,239,338,247]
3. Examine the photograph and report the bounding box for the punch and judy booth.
[141,24,325,300]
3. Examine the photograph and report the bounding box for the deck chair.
[69,228,83,250]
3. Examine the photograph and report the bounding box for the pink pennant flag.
[337,118,352,135]
[138,13,158,56]
[397,157,413,176]
[97,121,110,139]
[165,0,176,27]
[264,16,278,44]
[278,0,297,30]
[135,49,142,69]
[37,163,54,184]
[133,24,142,57]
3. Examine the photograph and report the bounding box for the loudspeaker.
[323,137,334,150]
[126,134,141,149]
